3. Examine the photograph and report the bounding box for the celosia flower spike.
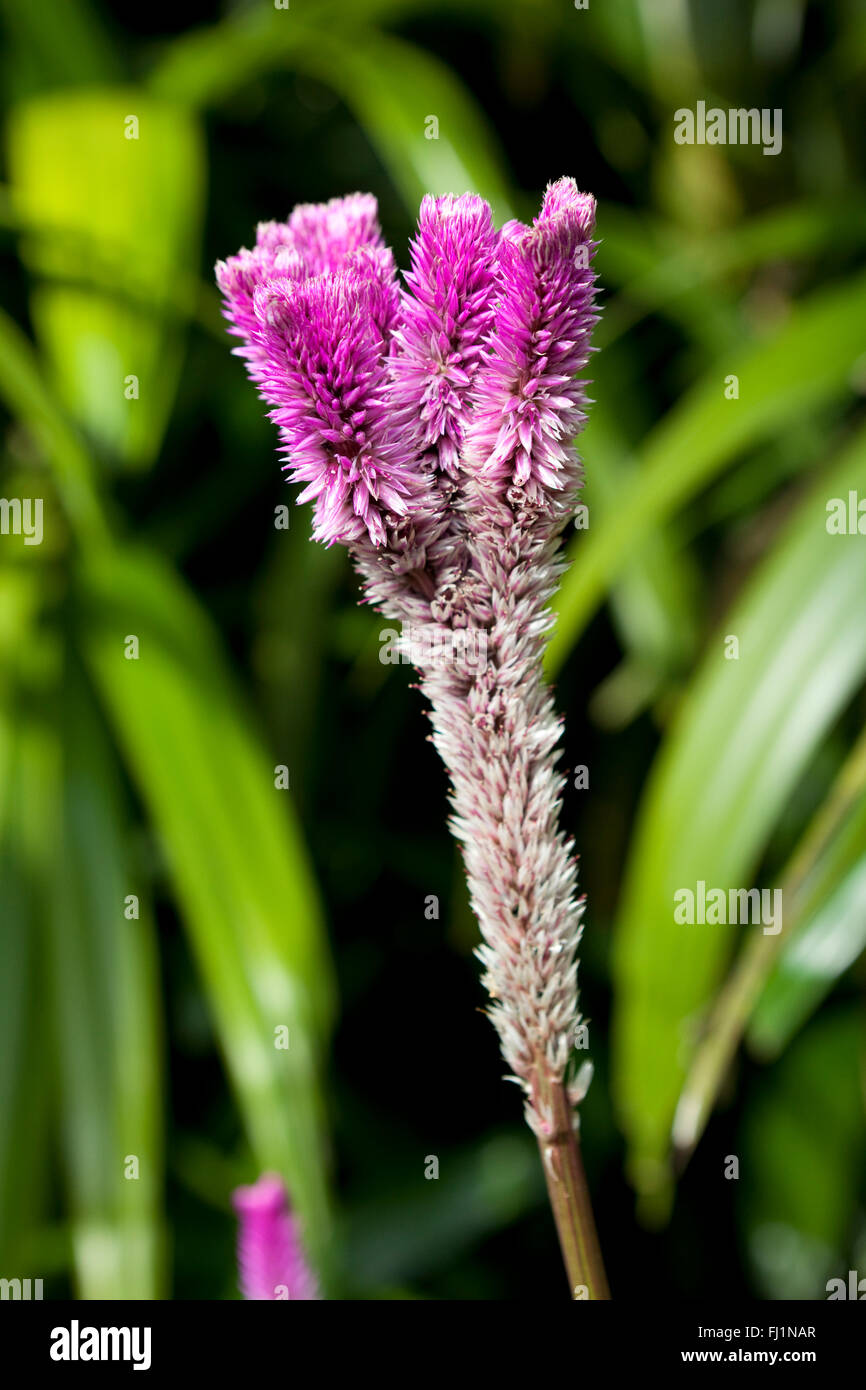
[216,192,386,392]
[252,260,420,547]
[219,177,607,1298]
[233,1173,319,1301]
[267,191,383,273]
[391,193,500,479]
[463,177,597,513]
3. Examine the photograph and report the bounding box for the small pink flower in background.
[233,1173,319,1300]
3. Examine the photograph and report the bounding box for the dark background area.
[0,0,864,1300]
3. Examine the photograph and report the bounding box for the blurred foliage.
[0,0,864,1300]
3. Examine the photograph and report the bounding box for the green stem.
[674,723,866,1161]
[536,1073,610,1299]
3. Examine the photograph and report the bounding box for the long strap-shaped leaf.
[0,291,337,1284]
[79,545,336,1276]
[46,675,165,1298]
[611,424,866,1211]
[674,725,866,1161]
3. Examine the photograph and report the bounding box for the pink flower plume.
[232,1173,319,1301]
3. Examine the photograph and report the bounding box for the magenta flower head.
[390,193,500,479]
[252,257,421,547]
[217,194,422,548]
[261,191,383,273]
[215,191,387,406]
[463,177,597,513]
[232,1173,319,1301]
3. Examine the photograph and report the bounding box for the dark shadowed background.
[0,0,865,1300]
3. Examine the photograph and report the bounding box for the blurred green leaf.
[152,11,513,219]
[148,4,314,107]
[582,354,701,696]
[740,1010,866,1299]
[611,425,866,1207]
[147,0,521,113]
[0,0,120,93]
[749,794,866,1059]
[673,725,866,1161]
[7,90,204,467]
[581,0,649,86]
[343,1131,543,1288]
[253,517,345,807]
[291,30,514,220]
[78,544,336,1274]
[549,268,866,672]
[599,198,866,352]
[0,716,50,1276]
[47,672,164,1298]
[752,862,866,1061]
[0,305,106,540]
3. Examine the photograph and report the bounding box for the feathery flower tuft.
[391,193,500,479]
[252,260,419,547]
[216,192,386,391]
[262,192,383,273]
[216,244,306,387]
[233,1174,319,1301]
[463,177,597,513]
[217,194,421,548]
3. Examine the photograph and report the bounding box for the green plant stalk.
[536,1068,610,1300]
[674,722,866,1162]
